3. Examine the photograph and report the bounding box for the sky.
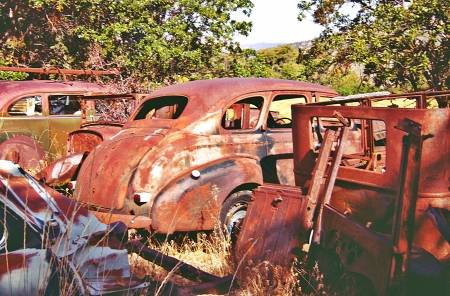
[232,0,325,45]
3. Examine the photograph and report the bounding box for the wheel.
[219,190,252,243]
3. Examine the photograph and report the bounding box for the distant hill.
[290,40,313,50]
[241,40,313,51]
[240,42,284,50]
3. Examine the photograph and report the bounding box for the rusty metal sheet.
[0,160,149,293]
[0,249,57,295]
[291,103,450,260]
[0,159,239,294]
[235,184,308,267]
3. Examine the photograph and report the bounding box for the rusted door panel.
[235,184,308,267]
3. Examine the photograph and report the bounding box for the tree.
[258,44,307,80]
[297,0,450,93]
[0,0,253,86]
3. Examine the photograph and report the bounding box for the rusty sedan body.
[72,78,338,233]
[0,80,114,158]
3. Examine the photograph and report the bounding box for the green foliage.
[328,71,380,96]
[0,0,254,85]
[257,44,307,80]
[0,57,29,80]
[0,70,29,81]
[297,0,450,92]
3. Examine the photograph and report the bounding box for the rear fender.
[143,158,262,233]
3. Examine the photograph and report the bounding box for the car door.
[2,94,50,151]
[263,92,310,185]
[221,94,268,161]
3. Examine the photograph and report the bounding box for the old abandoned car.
[71,78,338,234]
[0,79,114,160]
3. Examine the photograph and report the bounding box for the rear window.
[8,96,42,116]
[133,96,188,120]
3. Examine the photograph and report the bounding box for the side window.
[267,95,306,128]
[134,96,188,120]
[312,116,386,173]
[222,97,264,130]
[49,95,81,115]
[8,96,42,116]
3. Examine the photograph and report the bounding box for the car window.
[312,116,386,173]
[134,96,188,120]
[222,97,264,130]
[267,95,306,128]
[84,98,138,122]
[8,96,43,116]
[49,95,81,115]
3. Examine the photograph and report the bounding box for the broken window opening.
[222,97,263,130]
[312,116,386,173]
[134,96,188,120]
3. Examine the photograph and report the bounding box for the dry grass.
[128,224,313,295]
[129,226,235,292]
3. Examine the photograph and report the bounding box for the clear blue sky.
[232,0,324,45]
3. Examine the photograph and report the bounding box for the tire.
[219,190,252,243]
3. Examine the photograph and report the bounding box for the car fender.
[143,157,262,233]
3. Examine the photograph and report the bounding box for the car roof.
[147,78,337,100]
[142,78,338,115]
[0,80,114,98]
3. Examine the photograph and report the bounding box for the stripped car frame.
[236,91,450,295]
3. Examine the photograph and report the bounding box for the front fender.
[129,157,262,233]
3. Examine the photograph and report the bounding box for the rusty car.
[0,78,114,160]
[235,91,450,295]
[68,78,338,234]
